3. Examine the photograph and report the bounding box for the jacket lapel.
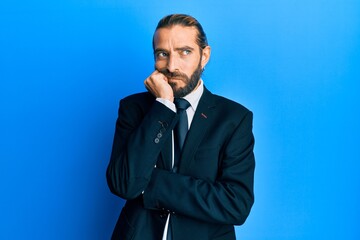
[178,87,216,173]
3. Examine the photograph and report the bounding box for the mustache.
[156,68,188,79]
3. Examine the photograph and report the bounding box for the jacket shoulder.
[203,87,251,113]
[116,92,156,120]
[209,92,252,119]
[121,91,155,104]
[215,95,250,111]
[119,91,155,109]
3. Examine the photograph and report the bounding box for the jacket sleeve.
[106,98,178,200]
[142,111,255,226]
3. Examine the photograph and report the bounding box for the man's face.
[153,25,210,98]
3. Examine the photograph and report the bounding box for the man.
[107,14,255,240]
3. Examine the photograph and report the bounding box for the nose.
[167,54,179,73]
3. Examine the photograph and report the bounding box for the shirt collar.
[182,79,204,112]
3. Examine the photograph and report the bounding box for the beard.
[158,60,203,98]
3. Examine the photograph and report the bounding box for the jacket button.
[154,138,160,143]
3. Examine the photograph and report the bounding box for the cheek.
[183,61,198,75]
[155,61,165,69]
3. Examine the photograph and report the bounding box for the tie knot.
[174,98,190,111]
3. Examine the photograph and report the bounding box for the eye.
[156,51,168,59]
[182,49,191,55]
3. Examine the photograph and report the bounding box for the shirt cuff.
[156,98,176,112]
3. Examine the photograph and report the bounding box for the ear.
[201,46,211,69]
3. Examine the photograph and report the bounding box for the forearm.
[143,167,254,225]
[106,100,177,199]
[143,111,255,225]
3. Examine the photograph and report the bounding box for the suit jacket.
[107,87,255,240]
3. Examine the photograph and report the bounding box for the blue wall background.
[1,0,359,239]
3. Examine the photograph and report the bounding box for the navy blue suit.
[107,87,255,240]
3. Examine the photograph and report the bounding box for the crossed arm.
[107,97,255,226]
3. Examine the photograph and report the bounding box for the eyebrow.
[175,46,195,51]
[154,46,195,54]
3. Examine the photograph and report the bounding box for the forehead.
[153,25,198,49]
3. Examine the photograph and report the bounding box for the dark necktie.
[167,98,190,240]
[173,98,190,171]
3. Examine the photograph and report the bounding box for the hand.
[144,70,174,102]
